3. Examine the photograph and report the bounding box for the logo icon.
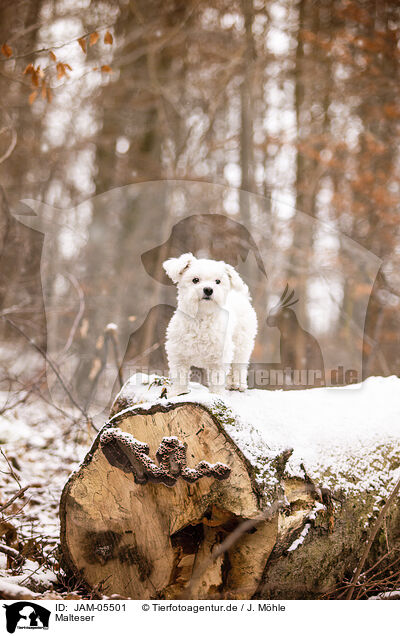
[3,602,50,633]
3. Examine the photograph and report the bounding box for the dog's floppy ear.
[163,253,195,284]
[225,264,250,296]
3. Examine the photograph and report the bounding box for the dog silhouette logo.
[10,181,381,407]
[3,602,50,633]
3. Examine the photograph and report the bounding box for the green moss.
[256,484,400,599]
[209,399,237,428]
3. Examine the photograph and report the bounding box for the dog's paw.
[227,384,247,392]
[225,384,237,391]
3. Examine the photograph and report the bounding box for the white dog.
[163,253,257,396]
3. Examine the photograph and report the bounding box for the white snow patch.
[2,559,57,592]
[287,502,325,552]
[0,578,39,599]
[287,523,311,552]
[368,590,400,600]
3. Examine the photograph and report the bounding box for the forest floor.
[0,390,99,599]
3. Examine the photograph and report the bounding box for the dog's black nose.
[203,287,213,296]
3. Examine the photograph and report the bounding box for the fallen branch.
[0,543,24,565]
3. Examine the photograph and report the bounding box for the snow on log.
[60,374,400,599]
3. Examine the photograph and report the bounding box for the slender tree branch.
[0,109,17,165]
[0,449,21,488]
[0,483,41,513]
[0,24,116,61]
[0,543,23,562]
[60,274,85,356]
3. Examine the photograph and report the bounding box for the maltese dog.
[163,253,257,396]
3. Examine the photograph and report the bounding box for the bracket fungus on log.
[99,428,231,486]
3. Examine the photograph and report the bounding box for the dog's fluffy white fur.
[163,253,257,396]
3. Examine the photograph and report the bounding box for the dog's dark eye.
[215,279,221,284]
[192,277,199,284]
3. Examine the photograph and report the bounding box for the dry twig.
[0,483,42,514]
[3,317,98,432]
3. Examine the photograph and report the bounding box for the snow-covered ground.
[0,393,91,597]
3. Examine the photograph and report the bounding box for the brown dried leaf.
[63,63,72,71]
[31,70,39,87]
[47,87,52,103]
[383,103,400,119]
[56,62,65,80]
[23,63,34,75]
[20,538,38,559]
[41,79,47,99]
[0,520,18,545]
[101,64,113,73]
[29,91,38,105]
[89,31,99,46]
[104,31,113,45]
[78,37,87,54]
[1,43,12,58]
[49,50,57,62]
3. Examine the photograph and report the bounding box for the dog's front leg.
[168,363,190,397]
[226,362,248,391]
[206,364,228,394]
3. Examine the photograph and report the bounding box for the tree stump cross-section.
[60,402,279,599]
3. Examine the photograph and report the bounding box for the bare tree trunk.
[239,0,256,227]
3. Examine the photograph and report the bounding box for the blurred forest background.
[0,0,399,417]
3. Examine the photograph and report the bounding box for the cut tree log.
[60,401,290,599]
[60,374,400,600]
